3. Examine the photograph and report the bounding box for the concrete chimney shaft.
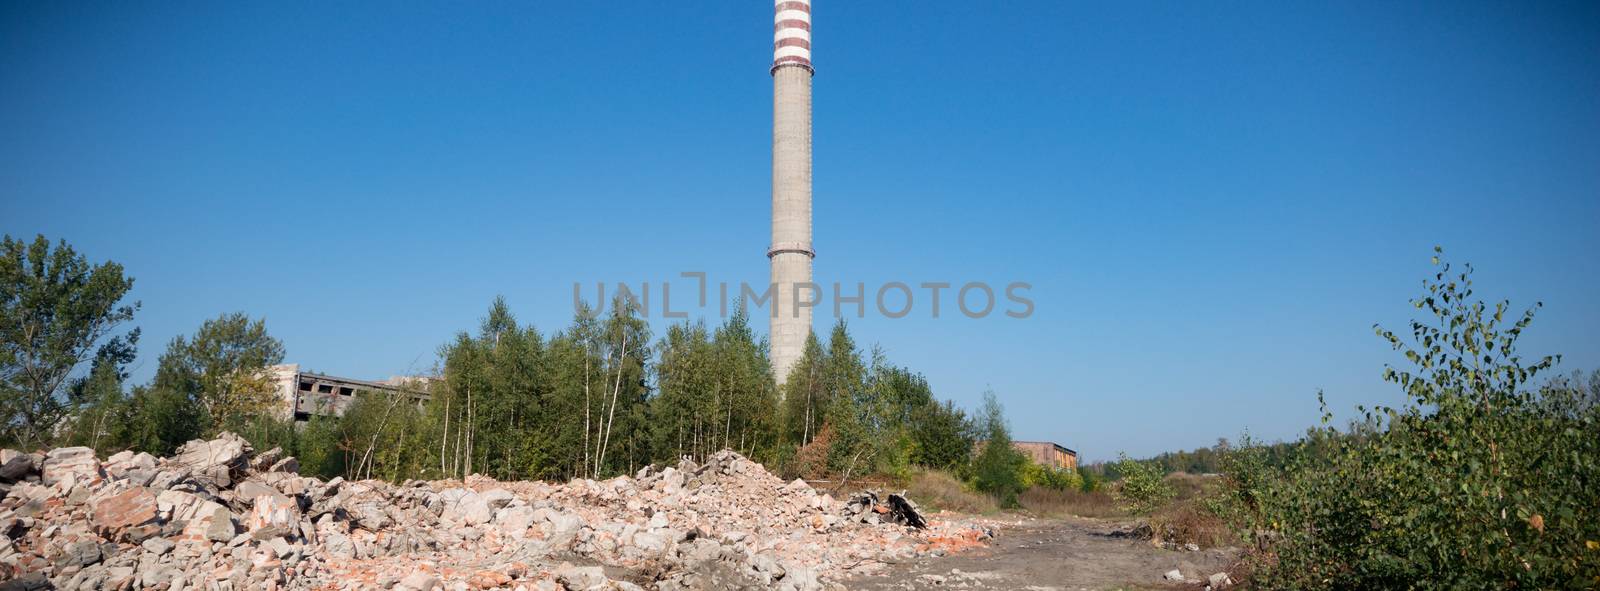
[770,0,814,388]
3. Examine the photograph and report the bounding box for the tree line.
[2,234,1025,490]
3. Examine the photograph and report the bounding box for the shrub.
[1077,465,1104,492]
[1233,250,1600,588]
[1020,458,1084,491]
[1110,453,1175,515]
[1151,497,1234,549]
[1202,432,1272,540]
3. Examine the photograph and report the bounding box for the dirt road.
[846,516,1240,591]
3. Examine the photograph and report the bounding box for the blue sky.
[3,1,1597,461]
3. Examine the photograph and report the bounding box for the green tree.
[431,296,558,481]
[971,390,1026,507]
[650,304,780,469]
[652,320,716,461]
[911,399,975,470]
[541,304,605,479]
[295,413,346,478]
[1076,465,1103,493]
[1020,458,1084,491]
[781,331,826,446]
[338,389,431,481]
[822,320,871,475]
[711,304,779,460]
[0,235,138,447]
[155,312,286,432]
[591,293,651,477]
[63,342,138,451]
[123,382,204,456]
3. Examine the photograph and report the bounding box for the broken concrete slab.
[40,447,99,486]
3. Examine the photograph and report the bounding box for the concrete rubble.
[0,434,991,590]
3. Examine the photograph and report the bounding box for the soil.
[846,515,1242,591]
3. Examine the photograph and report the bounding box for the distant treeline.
[1097,368,1598,484]
[1090,428,1376,479]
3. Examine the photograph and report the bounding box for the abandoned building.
[269,363,432,421]
[1012,441,1079,470]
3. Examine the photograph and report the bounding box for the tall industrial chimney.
[769,0,814,387]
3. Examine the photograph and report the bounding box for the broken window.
[338,387,354,396]
[299,381,312,391]
[317,384,333,394]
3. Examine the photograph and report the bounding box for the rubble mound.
[0,435,991,590]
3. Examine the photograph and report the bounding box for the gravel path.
[845,515,1241,591]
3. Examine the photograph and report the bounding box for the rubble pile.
[0,434,990,590]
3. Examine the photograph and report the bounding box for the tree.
[822,320,871,475]
[861,361,975,472]
[710,303,779,460]
[971,390,1026,507]
[910,399,975,471]
[541,305,604,480]
[650,320,715,461]
[123,383,203,457]
[154,312,286,432]
[432,296,555,481]
[63,336,139,450]
[0,235,138,447]
[592,293,650,477]
[781,331,826,446]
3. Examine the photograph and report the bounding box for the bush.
[1152,498,1235,549]
[1110,453,1175,515]
[1020,458,1084,491]
[1202,432,1271,540]
[1077,465,1104,492]
[1230,250,1600,588]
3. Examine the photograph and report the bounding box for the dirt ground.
[845,515,1241,591]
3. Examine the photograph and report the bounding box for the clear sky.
[3,2,1597,461]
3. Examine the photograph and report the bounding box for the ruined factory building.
[268,363,432,422]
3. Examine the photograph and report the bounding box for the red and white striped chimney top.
[773,0,812,73]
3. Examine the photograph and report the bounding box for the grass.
[1012,471,1236,548]
[1018,487,1126,518]
[1162,471,1211,502]
[896,468,1237,549]
[903,469,1000,514]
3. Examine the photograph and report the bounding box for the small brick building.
[1012,441,1079,470]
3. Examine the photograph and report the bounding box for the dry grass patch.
[1163,471,1213,502]
[1018,487,1126,519]
[904,470,999,515]
[1149,473,1235,548]
[1150,498,1236,548]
